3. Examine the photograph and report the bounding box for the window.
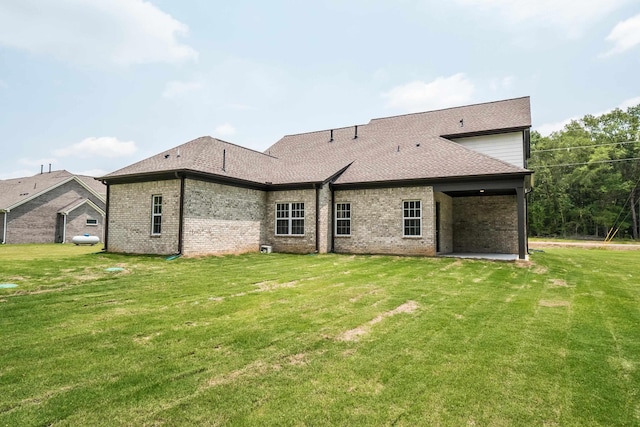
[403,200,421,237]
[86,218,98,226]
[335,203,351,236]
[151,195,162,235]
[275,202,305,235]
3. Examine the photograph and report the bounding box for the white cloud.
[490,76,515,91]
[602,14,640,57]
[454,0,632,38]
[536,118,576,136]
[0,0,198,66]
[214,124,237,137]
[54,137,137,159]
[18,157,58,168]
[382,73,475,112]
[227,103,257,111]
[75,168,109,177]
[0,158,59,179]
[0,169,38,180]
[162,80,203,99]
[617,96,640,110]
[537,96,640,135]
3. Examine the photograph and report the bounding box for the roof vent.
[354,125,358,139]
[222,149,226,171]
[164,154,170,159]
[329,129,334,142]
[459,118,464,127]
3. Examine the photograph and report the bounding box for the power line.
[534,157,640,168]
[532,140,640,153]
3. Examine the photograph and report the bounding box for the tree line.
[528,104,640,240]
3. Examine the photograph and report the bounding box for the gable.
[449,131,525,168]
[0,171,106,212]
[58,198,106,217]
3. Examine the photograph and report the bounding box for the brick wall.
[4,180,105,244]
[452,195,518,253]
[63,203,105,243]
[317,184,331,253]
[182,179,266,256]
[265,188,317,253]
[333,186,436,256]
[108,180,181,254]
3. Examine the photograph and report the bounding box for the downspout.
[314,183,320,253]
[330,183,335,253]
[516,185,526,260]
[177,173,185,255]
[62,214,67,244]
[103,183,110,251]
[2,211,7,244]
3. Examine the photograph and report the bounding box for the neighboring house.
[99,97,533,259]
[0,170,106,244]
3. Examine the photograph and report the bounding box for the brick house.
[99,97,533,259]
[0,170,106,244]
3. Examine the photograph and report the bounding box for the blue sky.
[0,0,638,179]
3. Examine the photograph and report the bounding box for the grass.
[1,245,639,426]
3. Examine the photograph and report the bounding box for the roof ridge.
[281,123,368,139]
[177,136,278,159]
[209,137,278,159]
[369,96,531,123]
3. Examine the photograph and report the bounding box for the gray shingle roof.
[101,97,531,186]
[0,170,106,211]
[101,137,280,184]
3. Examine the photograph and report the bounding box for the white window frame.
[335,202,351,236]
[275,202,305,236]
[403,200,422,237]
[151,195,162,236]
[86,218,98,226]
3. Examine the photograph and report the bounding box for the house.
[99,97,533,259]
[0,169,106,244]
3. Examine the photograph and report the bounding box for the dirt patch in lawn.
[515,260,548,274]
[440,259,463,271]
[206,361,272,388]
[549,278,570,287]
[338,301,419,342]
[206,351,314,389]
[208,280,299,302]
[349,288,380,303]
[288,353,308,366]
[539,300,571,307]
[255,280,298,292]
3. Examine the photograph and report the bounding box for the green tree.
[529,105,640,239]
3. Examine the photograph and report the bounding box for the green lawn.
[1,245,639,426]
